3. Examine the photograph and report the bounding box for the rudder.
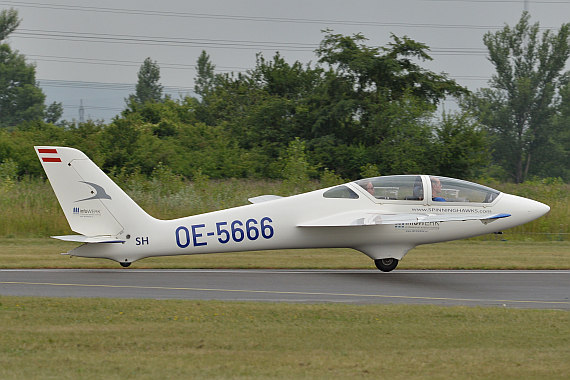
[35,146,154,238]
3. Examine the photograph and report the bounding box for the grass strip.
[0,239,568,269]
[0,296,568,379]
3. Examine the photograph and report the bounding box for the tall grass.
[0,174,567,240]
[0,178,69,237]
[484,178,569,241]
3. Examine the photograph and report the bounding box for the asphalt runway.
[0,269,568,309]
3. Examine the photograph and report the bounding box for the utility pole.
[79,99,85,123]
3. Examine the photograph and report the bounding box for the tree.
[192,33,477,178]
[127,57,163,106]
[313,32,467,151]
[432,112,489,179]
[44,101,63,124]
[310,31,468,177]
[467,12,570,183]
[0,8,46,127]
[280,137,313,192]
[537,76,570,180]
[194,50,216,98]
[0,8,19,41]
[316,31,466,105]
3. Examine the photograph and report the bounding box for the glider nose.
[501,194,550,224]
[520,196,550,221]
[532,199,550,218]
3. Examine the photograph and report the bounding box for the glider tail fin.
[35,146,154,239]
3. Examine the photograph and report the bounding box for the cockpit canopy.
[351,175,500,203]
[355,175,423,201]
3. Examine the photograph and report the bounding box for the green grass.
[486,178,569,240]
[0,297,568,379]
[1,238,568,269]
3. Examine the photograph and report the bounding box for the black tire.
[119,261,131,268]
[374,258,399,272]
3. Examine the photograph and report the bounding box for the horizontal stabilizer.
[248,195,284,204]
[52,235,126,244]
[298,211,511,227]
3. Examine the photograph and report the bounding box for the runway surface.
[1,269,568,309]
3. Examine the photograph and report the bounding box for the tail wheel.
[374,258,399,272]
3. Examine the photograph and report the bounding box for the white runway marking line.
[1,280,568,306]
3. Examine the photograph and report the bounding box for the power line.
[15,29,489,56]
[3,0,568,29]
[0,0,518,30]
[38,79,194,93]
[28,52,488,74]
[12,29,317,51]
[63,103,123,112]
[16,28,318,49]
[28,54,248,72]
[426,0,569,3]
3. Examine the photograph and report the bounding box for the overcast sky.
[2,0,570,121]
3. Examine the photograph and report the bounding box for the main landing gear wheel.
[374,258,399,272]
[120,261,131,268]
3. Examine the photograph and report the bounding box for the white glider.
[35,146,550,271]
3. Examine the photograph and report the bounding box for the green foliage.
[280,138,315,193]
[194,50,216,98]
[97,99,252,179]
[0,122,71,177]
[316,30,466,104]
[371,95,435,175]
[126,57,164,108]
[0,8,50,128]
[43,101,63,124]
[0,157,16,179]
[0,157,17,192]
[0,8,19,41]
[360,163,380,178]
[0,177,70,237]
[480,177,569,240]
[319,168,345,187]
[533,79,570,180]
[100,118,142,173]
[105,34,484,180]
[467,12,570,183]
[432,112,490,179]
[0,44,46,127]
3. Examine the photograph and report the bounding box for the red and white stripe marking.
[38,148,62,163]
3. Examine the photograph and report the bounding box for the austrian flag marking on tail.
[38,148,62,163]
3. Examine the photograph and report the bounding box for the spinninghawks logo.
[72,182,110,217]
[75,181,112,203]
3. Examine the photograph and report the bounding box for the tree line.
[1,9,568,183]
